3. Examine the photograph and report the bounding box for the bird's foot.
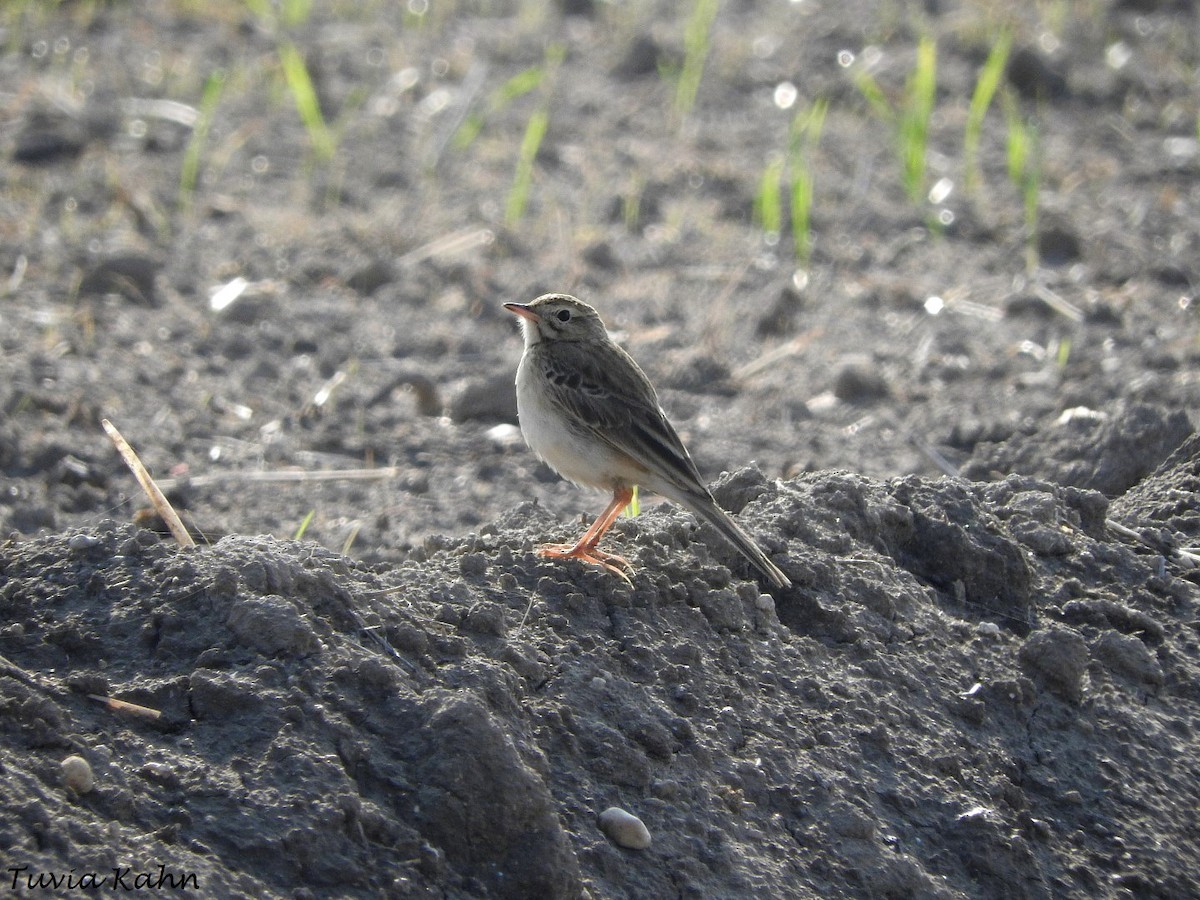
[538,542,633,583]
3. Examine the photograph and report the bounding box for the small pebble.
[140,761,178,786]
[60,755,94,794]
[68,533,101,551]
[598,806,651,850]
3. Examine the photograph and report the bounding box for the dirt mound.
[3,459,1198,897]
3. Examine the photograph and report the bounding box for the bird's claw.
[538,542,633,584]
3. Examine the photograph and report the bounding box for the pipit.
[504,293,791,589]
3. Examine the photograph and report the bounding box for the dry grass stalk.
[101,419,195,548]
[88,694,163,720]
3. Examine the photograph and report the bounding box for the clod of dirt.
[961,402,1193,497]
[78,252,163,306]
[1091,631,1164,687]
[1111,432,1200,540]
[1007,45,1069,100]
[888,476,1036,630]
[832,356,890,403]
[1019,626,1090,703]
[226,594,317,657]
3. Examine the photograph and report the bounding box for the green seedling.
[674,0,719,121]
[850,37,937,205]
[625,485,640,518]
[454,65,546,150]
[789,98,828,263]
[898,36,937,202]
[753,155,786,239]
[279,41,336,163]
[244,0,312,28]
[281,0,313,27]
[293,509,315,541]
[753,97,827,261]
[1002,88,1041,271]
[964,29,1011,194]
[178,69,226,214]
[505,105,549,225]
[341,522,362,556]
[502,44,564,225]
[622,174,644,231]
[1055,336,1072,371]
[850,67,893,126]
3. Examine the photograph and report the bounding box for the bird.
[504,293,791,589]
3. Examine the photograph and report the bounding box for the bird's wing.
[536,341,708,495]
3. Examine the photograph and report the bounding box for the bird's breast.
[515,354,644,491]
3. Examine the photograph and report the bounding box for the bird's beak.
[504,302,539,323]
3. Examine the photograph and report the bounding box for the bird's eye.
[556,309,571,323]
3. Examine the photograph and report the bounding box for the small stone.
[68,533,101,552]
[346,258,394,295]
[598,806,651,850]
[139,761,179,787]
[61,755,94,794]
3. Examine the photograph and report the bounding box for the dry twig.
[102,419,195,548]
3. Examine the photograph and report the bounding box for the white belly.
[515,355,642,490]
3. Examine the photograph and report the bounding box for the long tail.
[680,493,791,589]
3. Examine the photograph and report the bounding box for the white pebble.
[61,755,94,794]
[68,534,101,551]
[598,806,651,850]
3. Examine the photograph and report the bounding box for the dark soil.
[2,1,1199,897]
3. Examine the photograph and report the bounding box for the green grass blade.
[501,45,563,225]
[453,65,545,151]
[505,106,549,225]
[178,68,226,214]
[1055,336,1072,371]
[293,509,315,541]
[791,165,815,262]
[281,0,312,27]
[899,35,936,202]
[754,155,785,237]
[851,69,893,124]
[1001,89,1028,187]
[1002,89,1041,270]
[279,41,335,163]
[497,66,546,104]
[964,29,1011,193]
[786,97,828,263]
[675,0,719,120]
